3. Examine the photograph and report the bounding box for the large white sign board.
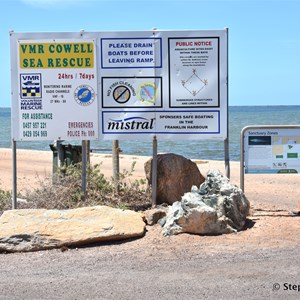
[10,32,99,141]
[10,30,228,142]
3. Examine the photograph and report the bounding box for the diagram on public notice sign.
[168,36,220,108]
[181,69,208,96]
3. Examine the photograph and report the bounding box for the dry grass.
[0,162,152,214]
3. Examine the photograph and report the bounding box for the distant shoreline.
[3,105,300,109]
[2,105,300,162]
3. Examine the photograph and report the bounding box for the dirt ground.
[0,149,299,299]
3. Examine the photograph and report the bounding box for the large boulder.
[162,170,250,236]
[144,153,205,205]
[0,206,145,252]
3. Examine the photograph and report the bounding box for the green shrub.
[20,162,151,211]
[0,188,11,214]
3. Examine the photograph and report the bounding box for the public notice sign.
[10,33,98,141]
[100,30,228,140]
[243,127,300,174]
[168,37,219,108]
[10,29,228,142]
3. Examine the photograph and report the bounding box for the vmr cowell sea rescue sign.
[10,30,228,142]
[10,33,98,141]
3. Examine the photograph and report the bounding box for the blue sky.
[1,0,300,107]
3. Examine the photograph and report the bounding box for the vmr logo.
[20,73,42,99]
[107,117,155,131]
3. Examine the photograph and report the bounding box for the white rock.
[0,206,145,252]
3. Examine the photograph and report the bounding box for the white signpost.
[98,29,229,205]
[10,32,100,208]
[10,29,229,208]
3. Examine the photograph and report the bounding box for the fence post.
[112,140,120,192]
[224,137,230,179]
[12,139,17,209]
[81,140,87,194]
[152,136,158,207]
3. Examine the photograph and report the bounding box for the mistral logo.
[107,116,155,131]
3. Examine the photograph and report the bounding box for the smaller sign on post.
[240,125,300,191]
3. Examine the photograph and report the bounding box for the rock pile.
[162,170,250,236]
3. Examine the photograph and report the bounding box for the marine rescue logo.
[20,73,42,99]
[74,85,95,106]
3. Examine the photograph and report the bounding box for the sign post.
[10,32,100,208]
[12,139,17,209]
[151,136,158,207]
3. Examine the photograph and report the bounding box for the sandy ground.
[0,148,299,299]
[1,148,151,192]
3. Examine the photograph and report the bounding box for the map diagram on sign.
[181,69,208,97]
[246,132,300,174]
[272,136,300,159]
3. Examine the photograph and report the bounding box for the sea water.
[1,106,300,161]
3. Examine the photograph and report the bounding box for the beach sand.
[0,148,236,193]
[0,147,298,211]
[1,148,299,299]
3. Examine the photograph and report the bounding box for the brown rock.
[0,206,145,252]
[143,206,168,226]
[144,153,205,205]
